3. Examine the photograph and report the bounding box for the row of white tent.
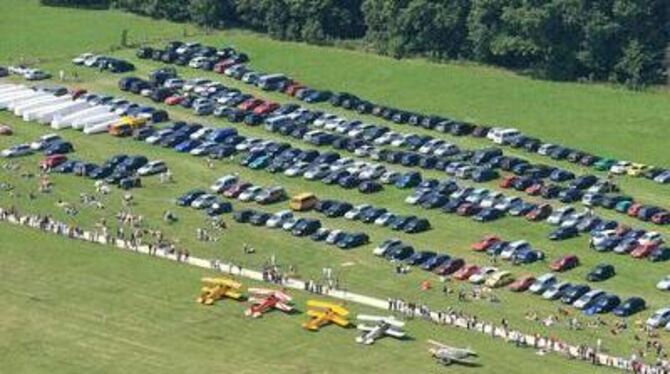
[0,83,121,134]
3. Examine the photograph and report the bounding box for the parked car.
[550,255,579,272]
[586,264,615,282]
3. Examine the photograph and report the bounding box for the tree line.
[42,0,669,87]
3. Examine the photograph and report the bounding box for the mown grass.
[0,224,619,374]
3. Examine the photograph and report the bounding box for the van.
[490,128,520,144]
[256,74,287,91]
[289,192,318,211]
[108,116,146,137]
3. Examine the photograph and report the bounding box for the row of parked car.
[136,41,248,74]
[50,154,163,190]
[590,228,669,261]
[151,40,670,184]
[312,200,431,234]
[5,65,50,80]
[373,238,643,316]
[0,133,73,158]
[72,53,134,73]
[232,208,369,249]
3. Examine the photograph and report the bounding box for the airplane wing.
[275,302,294,312]
[307,309,325,318]
[427,339,449,349]
[248,288,274,296]
[357,314,385,323]
[385,328,406,339]
[331,315,350,327]
[307,301,349,316]
[224,290,243,299]
[356,323,374,332]
[385,318,405,329]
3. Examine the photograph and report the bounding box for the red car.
[549,255,579,272]
[499,175,517,189]
[457,203,480,216]
[526,203,552,221]
[471,235,501,251]
[40,154,67,168]
[652,212,669,225]
[433,258,465,276]
[238,98,264,112]
[253,101,280,115]
[70,88,87,100]
[453,264,480,281]
[164,95,184,105]
[525,183,543,195]
[213,59,237,73]
[508,275,536,292]
[627,203,643,217]
[285,83,305,96]
[631,243,658,258]
[223,182,252,198]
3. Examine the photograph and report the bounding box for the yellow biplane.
[196,277,243,305]
[302,300,350,331]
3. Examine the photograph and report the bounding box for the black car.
[325,202,353,217]
[249,212,272,226]
[560,284,591,304]
[233,209,256,223]
[403,217,431,233]
[291,219,321,236]
[586,264,615,282]
[336,232,370,249]
[612,297,646,317]
[358,180,382,194]
[119,176,141,190]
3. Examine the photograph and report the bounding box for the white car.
[591,230,618,248]
[1,144,33,157]
[163,78,185,90]
[560,212,587,228]
[238,186,263,202]
[433,143,459,157]
[190,127,213,140]
[639,232,664,246]
[146,129,173,145]
[137,160,167,176]
[542,282,570,300]
[330,157,354,172]
[500,240,530,260]
[656,276,670,291]
[30,133,61,150]
[183,78,211,92]
[191,194,218,209]
[303,164,331,180]
[282,217,299,231]
[537,143,557,156]
[609,161,632,175]
[529,273,557,294]
[266,210,293,228]
[374,212,396,226]
[379,171,400,184]
[326,230,345,245]
[373,238,402,256]
[344,204,371,220]
[210,175,238,193]
[72,53,94,65]
[479,192,504,208]
[547,206,575,225]
[313,114,338,127]
[24,69,51,81]
[235,138,262,152]
[284,162,309,177]
[573,290,604,309]
[405,189,430,205]
[190,142,218,156]
[468,267,498,284]
[418,139,444,154]
[83,55,104,67]
[494,196,522,211]
[647,308,670,328]
[359,164,386,180]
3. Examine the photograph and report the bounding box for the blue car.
[248,155,270,169]
[174,139,201,152]
[513,249,544,264]
[176,189,206,206]
[584,294,621,315]
[395,172,422,189]
[420,254,451,271]
[206,202,233,216]
[473,208,504,222]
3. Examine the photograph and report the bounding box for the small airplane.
[427,340,478,366]
[302,300,350,331]
[355,314,406,345]
[244,288,294,318]
[196,277,243,305]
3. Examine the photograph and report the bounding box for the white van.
[490,128,520,144]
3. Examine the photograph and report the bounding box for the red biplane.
[244,288,294,318]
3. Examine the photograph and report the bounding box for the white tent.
[83,118,118,134]
[51,105,109,129]
[0,85,27,96]
[37,100,89,125]
[14,95,68,116]
[72,111,118,130]
[23,99,76,122]
[0,90,42,110]
[10,93,56,114]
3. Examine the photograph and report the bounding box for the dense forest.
[41,0,669,87]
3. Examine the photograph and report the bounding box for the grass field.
[1,1,669,373]
[0,225,616,374]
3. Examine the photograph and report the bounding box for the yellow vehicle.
[289,192,318,211]
[627,163,650,177]
[108,116,147,137]
[302,300,350,331]
[485,271,514,288]
[197,277,243,305]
